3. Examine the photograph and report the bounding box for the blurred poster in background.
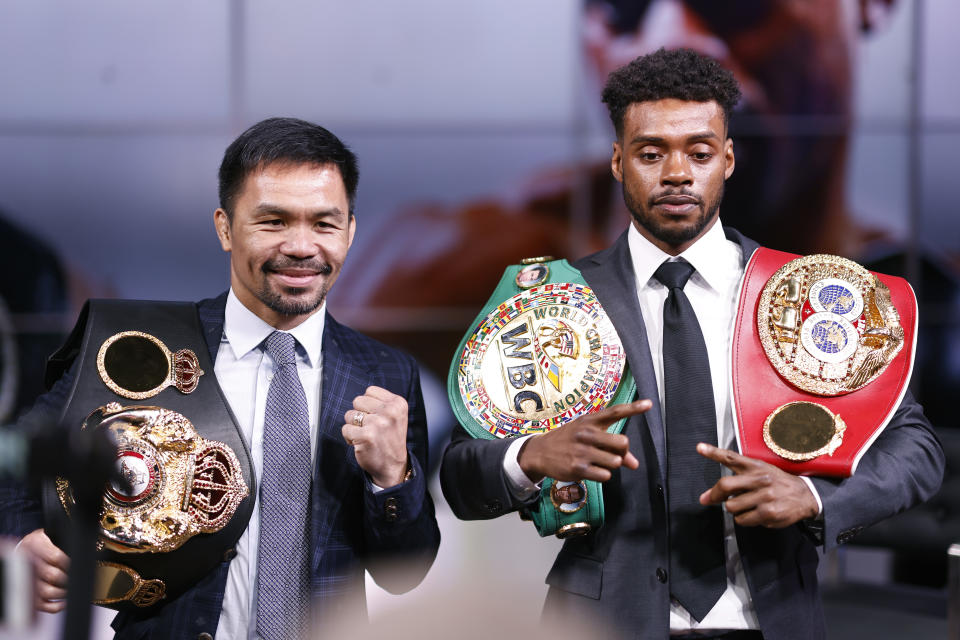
[0,1,958,629]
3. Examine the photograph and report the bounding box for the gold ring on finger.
[353,411,365,427]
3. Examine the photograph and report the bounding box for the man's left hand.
[697,443,819,528]
[342,385,410,488]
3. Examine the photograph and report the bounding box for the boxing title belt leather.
[733,249,917,477]
[42,300,254,610]
[448,258,636,537]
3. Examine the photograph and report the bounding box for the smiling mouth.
[269,271,319,289]
[263,259,332,289]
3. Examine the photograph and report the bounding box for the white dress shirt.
[503,220,822,633]
[215,289,325,640]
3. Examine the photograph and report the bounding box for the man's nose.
[661,151,692,186]
[280,225,318,257]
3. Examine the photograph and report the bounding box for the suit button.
[384,497,400,522]
[485,499,503,515]
[222,547,237,562]
[656,567,668,583]
[197,634,213,640]
[837,526,863,545]
[656,484,664,500]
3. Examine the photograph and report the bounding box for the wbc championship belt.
[43,300,253,609]
[732,249,917,477]
[448,258,636,537]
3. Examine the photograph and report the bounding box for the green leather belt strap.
[447,258,636,537]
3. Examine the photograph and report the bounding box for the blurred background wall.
[1,0,958,637]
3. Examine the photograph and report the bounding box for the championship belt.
[732,249,917,477]
[447,258,636,537]
[42,300,254,609]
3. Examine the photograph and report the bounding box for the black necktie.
[655,260,725,622]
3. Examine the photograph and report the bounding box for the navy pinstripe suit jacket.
[1,292,440,639]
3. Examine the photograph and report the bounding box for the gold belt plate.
[57,403,249,554]
[456,283,626,437]
[757,254,904,396]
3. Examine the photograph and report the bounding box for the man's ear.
[347,213,356,249]
[724,138,735,180]
[214,209,232,252]
[611,141,624,183]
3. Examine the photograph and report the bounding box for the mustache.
[648,190,703,206]
[262,257,333,275]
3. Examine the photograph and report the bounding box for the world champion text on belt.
[733,250,917,477]
[448,257,637,537]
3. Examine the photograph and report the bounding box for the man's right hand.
[18,528,69,613]
[518,399,652,483]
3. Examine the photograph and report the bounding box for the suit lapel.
[723,226,760,268]
[578,232,668,476]
[196,291,228,363]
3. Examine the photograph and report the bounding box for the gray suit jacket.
[440,227,944,640]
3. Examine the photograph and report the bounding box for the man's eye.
[692,152,712,161]
[640,152,661,161]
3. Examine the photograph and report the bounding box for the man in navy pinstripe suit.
[5,118,440,638]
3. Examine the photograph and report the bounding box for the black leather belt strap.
[42,299,255,608]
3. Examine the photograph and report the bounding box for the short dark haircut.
[218,117,359,217]
[601,48,742,138]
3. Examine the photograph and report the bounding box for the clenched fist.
[342,385,410,488]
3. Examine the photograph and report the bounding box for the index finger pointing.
[696,443,754,472]
[590,400,653,428]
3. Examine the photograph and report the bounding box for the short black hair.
[601,48,742,138]
[218,117,359,217]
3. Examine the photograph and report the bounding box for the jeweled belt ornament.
[449,258,636,537]
[733,249,917,476]
[56,403,249,607]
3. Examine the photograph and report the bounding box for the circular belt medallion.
[808,278,864,319]
[757,254,905,395]
[800,312,859,364]
[550,480,588,514]
[456,283,626,437]
[516,263,550,289]
[763,401,847,462]
[107,448,162,506]
[97,331,203,400]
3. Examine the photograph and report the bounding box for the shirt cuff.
[369,466,414,494]
[503,435,542,500]
[800,476,824,519]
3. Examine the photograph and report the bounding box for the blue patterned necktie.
[256,331,312,640]
[654,260,725,622]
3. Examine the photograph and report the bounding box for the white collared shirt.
[215,289,325,640]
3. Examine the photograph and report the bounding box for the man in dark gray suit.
[440,49,943,639]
